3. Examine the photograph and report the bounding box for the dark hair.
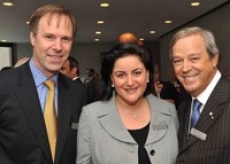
[100,43,154,100]
[87,68,95,74]
[29,3,77,37]
[68,56,79,75]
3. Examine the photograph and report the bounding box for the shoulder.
[60,74,87,92]
[0,66,25,89]
[83,100,110,112]
[147,94,178,121]
[82,97,116,117]
[218,76,230,88]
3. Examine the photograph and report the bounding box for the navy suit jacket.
[0,62,89,164]
[177,77,230,164]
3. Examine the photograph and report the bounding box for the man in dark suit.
[169,26,230,163]
[60,56,92,103]
[0,4,88,164]
[84,68,101,102]
[60,56,83,84]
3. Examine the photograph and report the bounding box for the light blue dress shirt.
[29,58,58,114]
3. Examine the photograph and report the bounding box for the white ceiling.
[0,0,228,43]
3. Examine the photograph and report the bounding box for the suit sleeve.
[76,107,92,164]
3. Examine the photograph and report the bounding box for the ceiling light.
[2,0,13,6]
[150,31,156,34]
[94,39,100,42]
[100,3,109,7]
[165,20,172,24]
[191,2,200,7]
[1,40,7,42]
[26,21,30,24]
[95,31,101,35]
[97,20,104,24]
[139,38,144,41]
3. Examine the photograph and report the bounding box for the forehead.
[113,55,143,69]
[38,14,73,33]
[172,34,206,56]
[174,34,204,48]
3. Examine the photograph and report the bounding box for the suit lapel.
[14,63,52,163]
[179,77,229,153]
[55,75,72,163]
[98,94,169,144]
[146,95,173,145]
[98,95,136,144]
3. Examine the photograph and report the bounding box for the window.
[0,43,16,70]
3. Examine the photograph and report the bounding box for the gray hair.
[169,26,219,60]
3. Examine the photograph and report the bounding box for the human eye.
[115,72,125,79]
[173,58,183,66]
[190,56,200,63]
[62,37,72,43]
[133,69,142,77]
[45,34,55,40]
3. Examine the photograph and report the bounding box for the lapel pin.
[209,112,214,119]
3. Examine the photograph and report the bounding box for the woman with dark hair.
[77,43,178,164]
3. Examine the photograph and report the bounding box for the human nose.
[53,39,62,51]
[182,60,192,72]
[126,75,134,86]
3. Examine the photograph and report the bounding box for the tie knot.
[191,99,202,128]
[193,99,202,111]
[44,79,56,91]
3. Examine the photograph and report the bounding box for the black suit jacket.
[160,81,179,107]
[0,62,89,164]
[73,77,93,104]
[177,77,230,164]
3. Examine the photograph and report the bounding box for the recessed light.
[95,31,101,35]
[97,20,104,24]
[165,20,172,24]
[150,31,156,34]
[100,3,109,7]
[2,1,13,6]
[95,39,100,42]
[1,40,7,42]
[191,2,200,7]
[26,21,30,24]
[139,38,144,41]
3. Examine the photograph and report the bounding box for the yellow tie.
[44,79,57,162]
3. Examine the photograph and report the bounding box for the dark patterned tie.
[191,99,202,128]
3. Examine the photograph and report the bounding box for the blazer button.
[150,150,155,156]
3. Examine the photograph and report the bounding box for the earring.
[111,84,114,87]
[147,79,149,83]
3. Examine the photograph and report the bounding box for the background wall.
[16,42,115,77]
[16,41,160,78]
[159,3,230,80]
[16,3,229,79]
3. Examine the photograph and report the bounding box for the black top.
[129,123,151,164]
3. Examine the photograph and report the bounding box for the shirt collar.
[194,70,221,105]
[29,57,58,87]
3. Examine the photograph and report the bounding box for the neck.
[115,96,145,111]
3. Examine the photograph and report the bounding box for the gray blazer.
[77,94,178,164]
